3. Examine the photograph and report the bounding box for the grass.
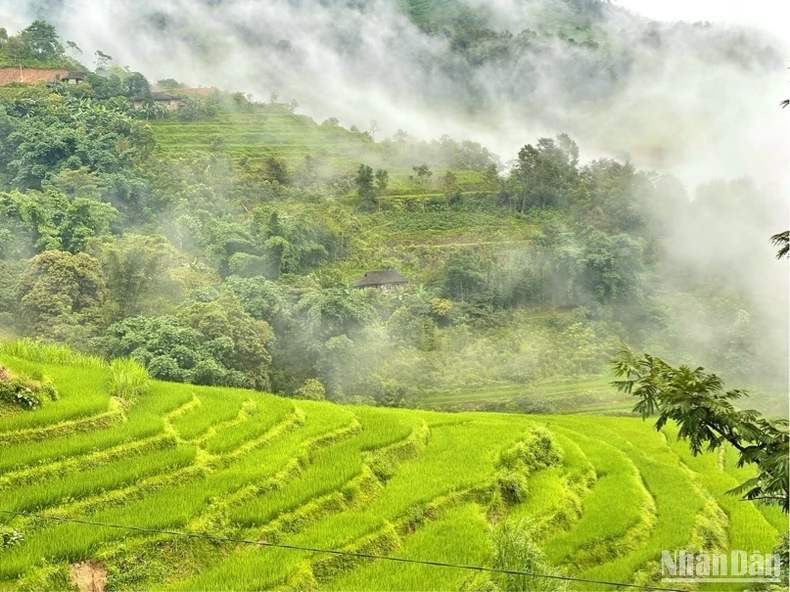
[0,357,110,434]
[0,351,784,591]
[421,375,633,414]
[328,504,490,591]
[550,417,707,589]
[0,444,196,514]
[169,387,250,441]
[202,396,294,454]
[229,407,421,527]
[0,381,191,475]
[0,340,104,369]
[108,358,150,401]
[542,428,648,566]
[662,425,783,575]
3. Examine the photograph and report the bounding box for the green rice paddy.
[0,347,784,590]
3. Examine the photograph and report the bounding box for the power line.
[1,509,688,592]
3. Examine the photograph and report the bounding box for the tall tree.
[17,250,108,342]
[355,164,375,205]
[18,21,64,62]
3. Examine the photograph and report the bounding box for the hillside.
[0,66,786,417]
[0,346,785,591]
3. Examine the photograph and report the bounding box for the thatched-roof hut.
[353,270,408,290]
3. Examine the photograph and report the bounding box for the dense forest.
[0,19,786,415]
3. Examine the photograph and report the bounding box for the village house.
[353,270,408,291]
[131,91,182,112]
[60,71,89,84]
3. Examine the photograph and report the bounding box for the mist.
[3,1,786,178]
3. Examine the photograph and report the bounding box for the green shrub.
[109,358,151,401]
[489,519,567,592]
[294,378,326,400]
[0,528,24,549]
[498,428,563,474]
[0,366,58,410]
[495,470,530,505]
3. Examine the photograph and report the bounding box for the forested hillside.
[0,18,786,416]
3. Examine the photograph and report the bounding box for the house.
[132,91,182,112]
[353,270,408,291]
[60,71,89,84]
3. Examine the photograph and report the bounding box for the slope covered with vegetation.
[0,345,785,591]
[0,29,784,417]
[0,21,81,70]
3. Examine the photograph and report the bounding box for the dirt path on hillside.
[69,560,107,592]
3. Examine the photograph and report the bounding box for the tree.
[368,119,381,142]
[294,378,326,400]
[563,228,644,309]
[157,78,184,90]
[65,40,81,57]
[264,154,289,186]
[90,234,177,320]
[18,21,63,62]
[223,275,287,327]
[442,252,487,302]
[770,230,789,259]
[612,348,789,512]
[179,294,273,390]
[374,169,389,196]
[483,162,500,191]
[101,294,273,390]
[295,288,378,398]
[17,250,108,342]
[59,198,117,253]
[124,72,150,98]
[507,136,579,211]
[411,165,433,192]
[443,170,460,205]
[94,50,113,70]
[46,168,102,201]
[355,164,375,205]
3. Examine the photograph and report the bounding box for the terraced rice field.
[152,111,369,169]
[149,111,490,195]
[421,376,633,414]
[0,348,785,591]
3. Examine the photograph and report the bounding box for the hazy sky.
[614,0,788,37]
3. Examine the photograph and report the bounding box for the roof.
[353,270,408,288]
[178,87,220,95]
[151,91,181,101]
[132,91,182,102]
[62,71,89,80]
